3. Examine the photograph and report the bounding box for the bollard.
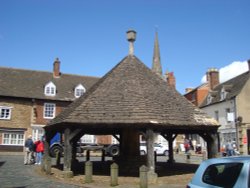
[110,163,119,186]
[40,155,46,172]
[139,165,148,188]
[85,161,93,183]
[46,157,51,175]
[202,150,207,161]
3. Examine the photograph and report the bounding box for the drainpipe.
[233,97,239,149]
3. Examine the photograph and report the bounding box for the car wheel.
[50,145,63,158]
[108,145,120,156]
[164,150,169,156]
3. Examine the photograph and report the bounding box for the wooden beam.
[64,128,72,171]
[161,133,177,163]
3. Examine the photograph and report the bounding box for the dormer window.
[220,85,232,101]
[74,84,86,98]
[220,87,227,101]
[44,82,56,96]
[207,91,217,105]
[207,94,213,104]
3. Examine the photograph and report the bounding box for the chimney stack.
[206,68,219,90]
[166,72,176,89]
[126,29,136,55]
[53,58,61,78]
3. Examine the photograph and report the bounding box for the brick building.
[0,59,99,152]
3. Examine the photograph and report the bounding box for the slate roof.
[0,67,99,101]
[200,70,250,108]
[48,55,219,130]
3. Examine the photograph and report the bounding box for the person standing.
[24,135,34,165]
[34,137,44,165]
[184,138,190,154]
[226,141,235,156]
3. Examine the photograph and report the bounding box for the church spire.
[152,30,163,76]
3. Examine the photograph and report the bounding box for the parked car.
[140,143,168,156]
[187,156,250,188]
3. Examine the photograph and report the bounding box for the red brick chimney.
[206,68,219,90]
[166,72,176,89]
[53,58,61,78]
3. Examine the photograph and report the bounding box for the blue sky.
[0,0,250,93]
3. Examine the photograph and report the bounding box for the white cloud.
[201,61,249,84]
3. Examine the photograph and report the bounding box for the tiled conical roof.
[48,55,218,130]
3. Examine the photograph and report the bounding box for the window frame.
[2,132,24,145]
[0,106,12,120]
[43,103,56,119]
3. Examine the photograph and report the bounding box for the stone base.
[61,170,73,178]
[147,170,158,184]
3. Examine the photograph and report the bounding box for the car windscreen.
[202,162,243,187]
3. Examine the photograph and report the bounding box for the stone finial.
[126,29,136,55]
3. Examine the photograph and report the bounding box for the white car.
[140,143,169,156]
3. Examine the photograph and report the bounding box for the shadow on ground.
[53,161,198,177]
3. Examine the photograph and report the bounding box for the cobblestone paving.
[0,155,82,188]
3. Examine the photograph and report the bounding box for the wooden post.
[55,151,60,167]
[140,165,148,188]
[146,129,155,172]
[86,150,90,161]
[85,161,93,183]
[41,134,52,175]
[202,132,219,159]
[161,133,177,163]
[146,129,158,184]
[207,133,219,158]
[63,128,72,171]
[101,149,105,162]
[110,163,119,186]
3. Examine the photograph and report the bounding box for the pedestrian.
[24,135,34,165]
[34,137,44,165]
[184,138,190,154]
[226,141,235,156]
